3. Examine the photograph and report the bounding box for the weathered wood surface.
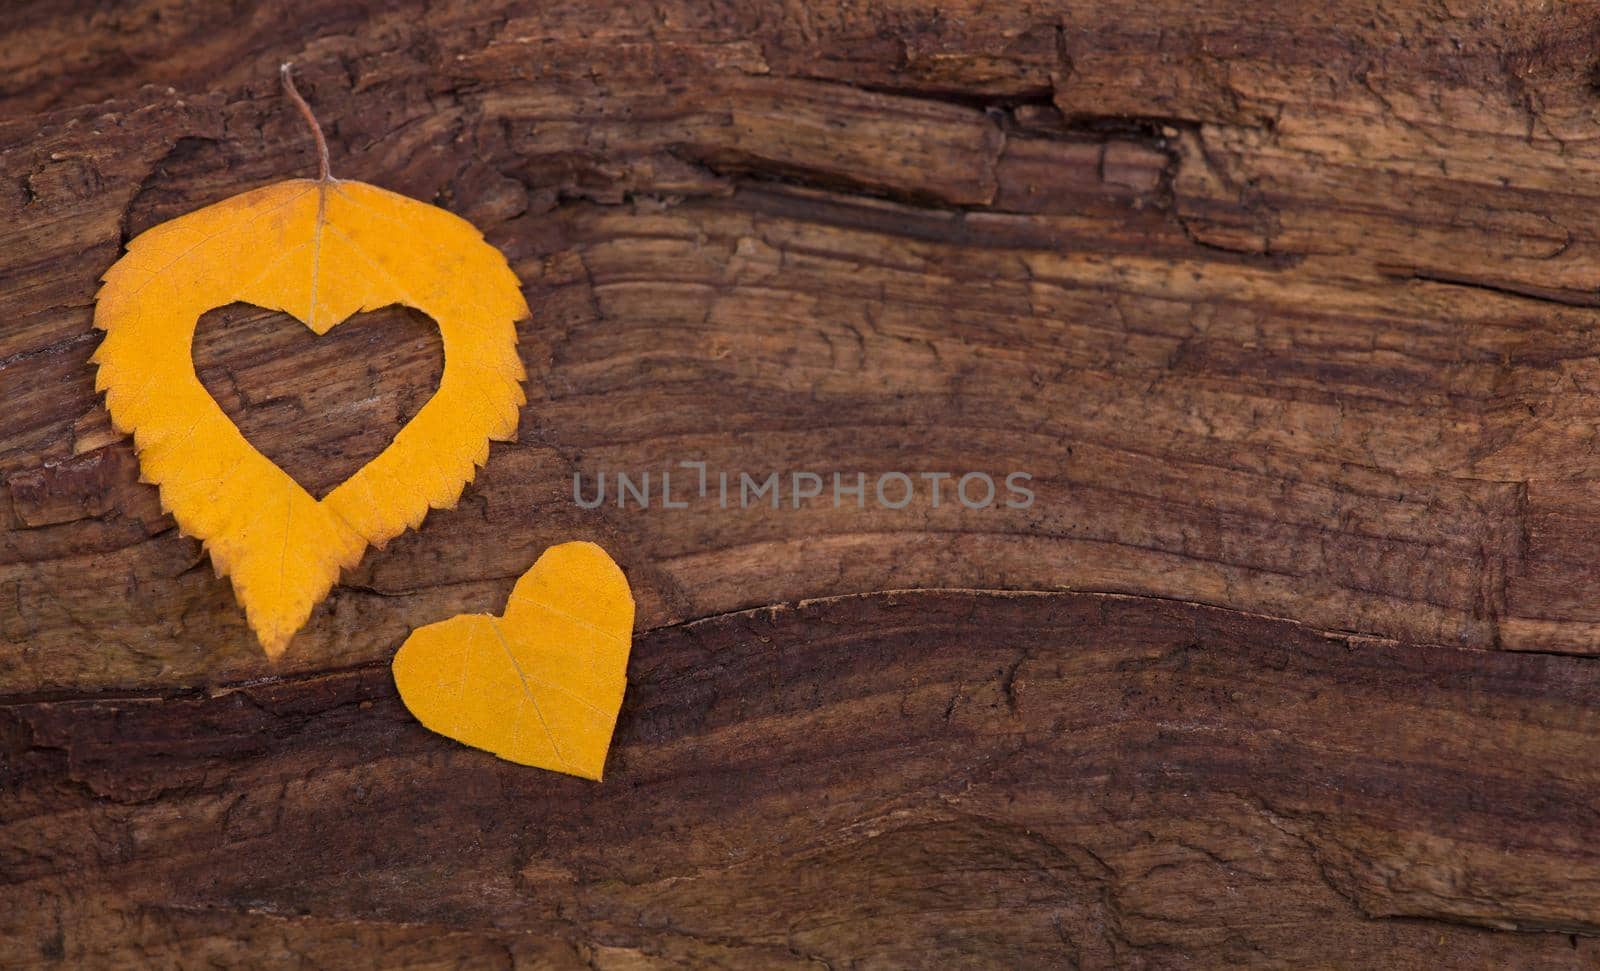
[6,0,1600,966]
[11,592,1600,968]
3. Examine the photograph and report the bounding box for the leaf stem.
[280,63,331,181]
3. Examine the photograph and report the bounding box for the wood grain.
[4,0,1600,965]
[8,592,1600,967]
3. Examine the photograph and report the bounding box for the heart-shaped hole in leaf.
[193,302,444,499]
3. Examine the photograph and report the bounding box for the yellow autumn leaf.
[391,541,635,780]
[92,73,528,658]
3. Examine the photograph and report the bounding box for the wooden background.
[7,0,1600,966]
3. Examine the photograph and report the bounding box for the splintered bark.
[6,1,1600,967]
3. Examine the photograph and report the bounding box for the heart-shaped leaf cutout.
[392,542,635,780]
[92,176,527,658]
[194,302,443,499]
